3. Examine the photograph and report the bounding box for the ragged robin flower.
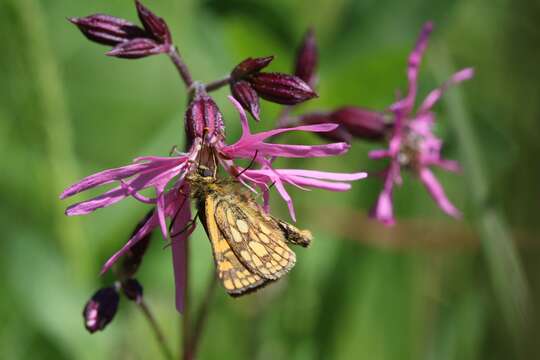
[368,22,474,225]
[61,85,366,311]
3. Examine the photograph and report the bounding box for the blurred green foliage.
[0,0,539,359]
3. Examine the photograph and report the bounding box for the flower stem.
[138,299,174,360]
[180,237,190,360]
[184,274,218,359]
[204,76,231,92]
[168,46,194,88]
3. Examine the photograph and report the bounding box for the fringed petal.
[418,167,461,218]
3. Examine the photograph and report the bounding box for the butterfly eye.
[197,166,213,178]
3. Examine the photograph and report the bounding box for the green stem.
[139,299,174,360]
[185,274,218,359]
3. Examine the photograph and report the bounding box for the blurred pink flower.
[369,22,474,226]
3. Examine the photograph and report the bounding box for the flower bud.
[135,0,172,45]
[68,15,147,47]
[330,107,389,141]
[106,38,164,59]
[294,28,318,86]
[116,210,154,280]
[83,287,120,333]
[121,278,144,302]
[249,72,317,105]
[230,80,260,121]
[231,56,274,79]
[298,112,352,143]
[185,88,225,147]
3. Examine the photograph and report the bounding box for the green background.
[0,0,538,359]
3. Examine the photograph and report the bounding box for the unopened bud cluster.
[70,0,171,59]
[230,56,317,120]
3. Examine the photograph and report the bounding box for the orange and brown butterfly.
[187,166,312,296]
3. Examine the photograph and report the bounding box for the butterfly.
[187,166,312,296]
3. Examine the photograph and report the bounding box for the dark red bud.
[185,89,225,147]
[249,72,317,105]
[294,28,318,86]
[83,287,120,333]
[230,80,260,121]
[116,210,154,280]
[331,107,388,141]
[299,112,353,143]
[106,38,164,59]
[135,0,172,45]
[69,15,147,47]
[121,278,144,302]
[231,56,274,79]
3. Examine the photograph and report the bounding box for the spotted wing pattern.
[203,192,269,296]
[213,195,296,280]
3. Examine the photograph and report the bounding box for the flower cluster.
[298,22,473,225]
[64,1,366,325]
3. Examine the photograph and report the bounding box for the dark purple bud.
[116,210,154,280]
[107,38,164,59]
[121,278,144,302]
[249,72,317,105]
[185,88,225,147]
[294,28,318,86]
[230,80,260,121]
[68,14,147,47]
[231,56,274,79]
[135,0,172,45]
[331,107,389,141]
[83,287,120,333]
[299,112,352,143]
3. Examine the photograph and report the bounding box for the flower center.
[397,129,422,169]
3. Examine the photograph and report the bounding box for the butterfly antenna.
[235,150,259,178]
[211,148,218,178]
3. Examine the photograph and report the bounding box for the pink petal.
[286,176,352,191]
[65,186,127,216]
[435,159,461,172]
[134,155,188,163]
[60,162,151,199]
[229,142,349,159]
[65,164,187,216]
[170,187,191,313]
[391,21,433,114]
[156,190,168,239]
[275,169,367,181]
[418,167,461,218]
[370,161,400,226]
[369,149,391,160]
[370,190,395,226]
[418,68,474,113]
[274,180,296,221]
[228,96,251,136]
[100,210,159,274]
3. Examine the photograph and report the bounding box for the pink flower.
[369,22,474,225]
[61,94,366,311]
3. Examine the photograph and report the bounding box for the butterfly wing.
[213,195,296,280]
[272,218,312,247]
[200,191,269,296]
